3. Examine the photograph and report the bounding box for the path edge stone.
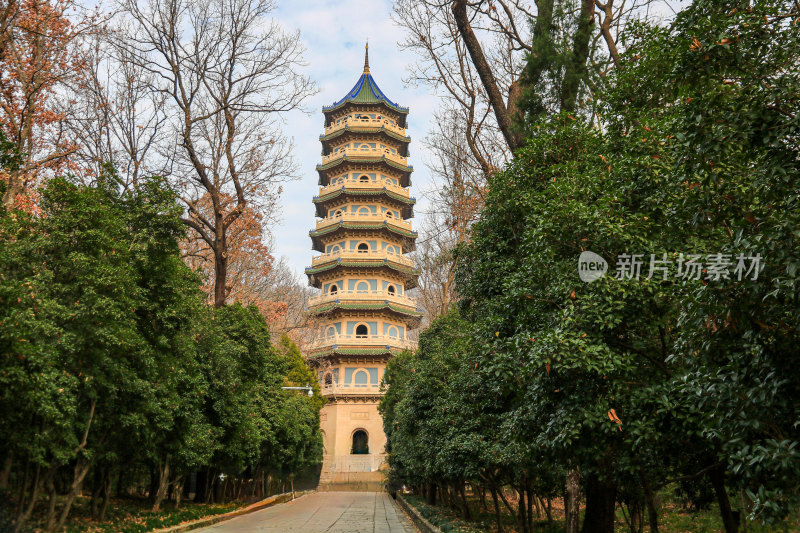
[395,492,442,533]
[151,490,313,533]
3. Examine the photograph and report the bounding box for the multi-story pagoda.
[306,44,420,489]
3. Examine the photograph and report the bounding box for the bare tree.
[396,0,667,295]
[61,30,170,189]
[0,0,100,208]
[411,214,460,324]
[117,0,316,307]
[394,0,517,180]
[394,0,662,176]
[256,256,315,344]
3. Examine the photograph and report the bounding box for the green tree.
[387,3,800,533]
[0,168,209,530]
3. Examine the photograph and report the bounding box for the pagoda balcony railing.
[322,147,408,166]
[310,249,414,268]
[319,178,411,199]
[316,212,412,232]
[311,334,415,351]
[308,289,417,308]
[325,116,406,137]
[320,383,381,396]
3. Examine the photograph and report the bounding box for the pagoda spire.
[363,41,370,74]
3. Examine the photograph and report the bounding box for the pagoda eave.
[322,98,409,118]
[320,126,410,148]
[317,157,412,185]
[308,302,423,325]
[313,189,415,219]
[309,224,417,253]
[306,346,405,365]
[305,261,420,289]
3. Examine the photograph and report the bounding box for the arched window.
[387,285,396,296]
[355,324,368,338]
[354,370,368,388]
[329,284,338,295]
[357,242,369,253]
[387,326,399,339]
[356,281,369,293]
[333,209,343,218]
[352,430,369,454]
[357,207,370,215]
[385,211,394,218]
[324,373,333,386]
[359,175,369,182]
[329,245,342,254]
[325,326,337,338]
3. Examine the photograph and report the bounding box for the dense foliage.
[0,170,322,532]
[382,2,800,532]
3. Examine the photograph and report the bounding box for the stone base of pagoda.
[317,396,387,491]
[317,454,387,492]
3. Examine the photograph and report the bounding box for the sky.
[269,0,680,278]
[271,0,439,277]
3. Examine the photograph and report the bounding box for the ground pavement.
[192,491,418,533]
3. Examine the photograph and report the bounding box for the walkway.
[192,491,417,533]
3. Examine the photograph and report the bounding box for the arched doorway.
[351,430,369,454]
[355,324,368,338]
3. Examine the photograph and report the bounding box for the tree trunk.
[90,467,103,518]
[174,477,184,509]
[2,172,24,210]
[565,469,581,533]
[45,473,57,531]
[490,485,504,533]
[516,486,528,533]
[148,466,158,502]
[99,468,114,521]
[451,0,523,151]
[213,231,227,308]
[525,0,556,89]
[581,473,617,533]
[709,465,738,533]
[425,482,437,506]
[54,456,92,532]
[740,489,748,533]
[560,0,595,112]
[195,469,208,503]
[0,453,12,490]
[116,466,126,498]
[14,459,31,528]
[459,482,471,520]
[14,463,41,533]
[546,497,553,521]
[152,456,170,512]
[639,468,659,533]
[526,485,535,531]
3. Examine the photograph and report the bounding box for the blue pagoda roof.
[323,45,409,114]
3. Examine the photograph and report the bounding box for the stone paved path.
[192,492,417,533]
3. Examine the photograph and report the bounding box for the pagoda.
[306,44,421,490]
